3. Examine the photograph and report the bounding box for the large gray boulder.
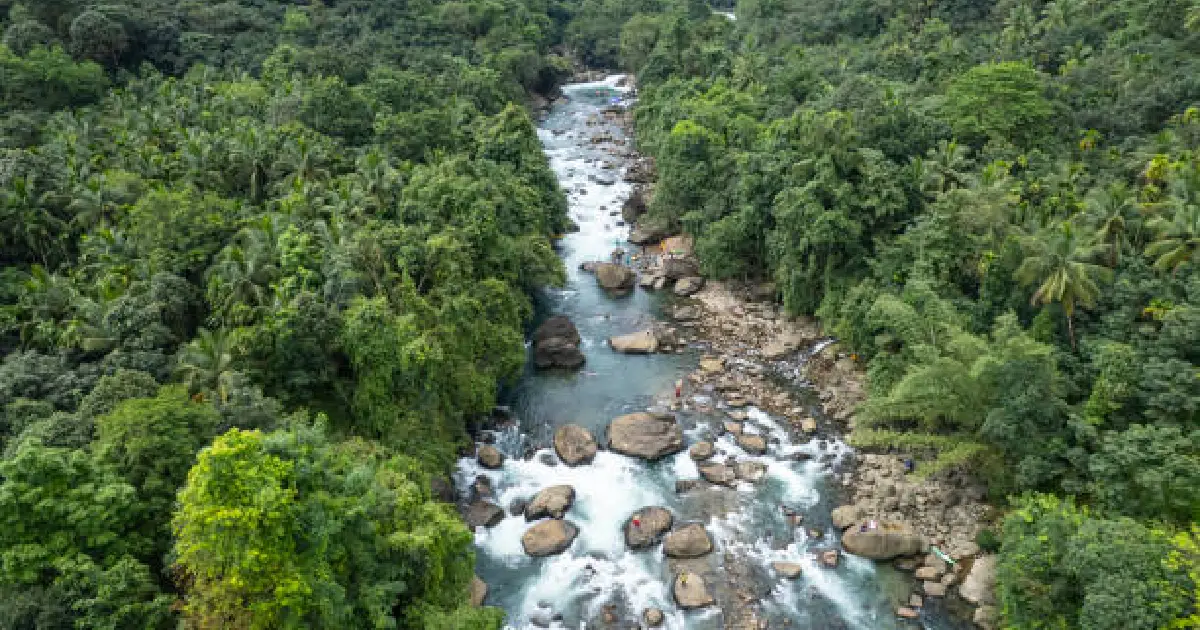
[959,555,998,606]
[831,505,863,530]
[609,330,658,354]
[624,506,674,550]
[595,263,636,291]
[672,572,715,609]
[663,523,714,558]
[736,433,767,455]
[629,222,670,245]
[463,500,505,529]
[521,519,579,557]
[553,424,598,466]
[698,463,737,487]
[735,460,768,483]
[622,189,648,223]
[661,257,700,280]
[842,521,928,560]
[607,412,684,461]
[532,316,585,370]
[524,485,576,521]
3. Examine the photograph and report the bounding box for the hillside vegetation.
[595,0,1200,625]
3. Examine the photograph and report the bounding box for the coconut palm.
[1145,166,1200,274]
[176,327,236,403]
[1085,181,1136,267]
[1015,221,1113,348]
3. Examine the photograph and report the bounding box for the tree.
[1145,166,1200,273]
[943,62,1054,147]
[68,10,129,67]
[176,328,236,403]
[1015,221,1113,347]
[1085,182,1137,267]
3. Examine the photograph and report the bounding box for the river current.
[454,76,969,630]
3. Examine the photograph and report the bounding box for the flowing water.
[455,76,971,630]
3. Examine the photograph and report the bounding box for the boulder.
[521,519,579,557]
[661,257,700,280]
[638,274,658,289]
[673,572,715,609]
[595,263,636,291]
[652,276,668,291]
[470,576,488,607]
[842,521,927,560]
[642,608,664,627]
[663,523,714,558]
[735,460,768,483]
[699,357,724,373]
[923,580,947,597]
[525,485,575,521]
[820,549,841,568]
[463,500,505,529]
[689,441,715,461]
[675,479,700,493]
[430,476,456,503]
[723,421,743,436]
[609,330,658,354]
[736,433,768,455]
[831,505,862,530]
[553,424,598,466]
[772,562,803,579]
[915,566,944,581]
[800,418,818,434]
[674,276,705,296]
[624,506,674,550]
[974,605,999,630]
[958,555,998,606]
[532,316,585,370]
[607,412,684,461]
[896,607,919,620]
[622,189,648,223]
[698,463,737,486]
[509,497,528,517]
[477,445,504,469]
[629,222,670,245]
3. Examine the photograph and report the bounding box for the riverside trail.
[453,75,971,630]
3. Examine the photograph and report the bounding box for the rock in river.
[553,424,598,466]
[607,412,684,461]
[609,330,658,354]
[463,500,505,529]
[698,463,737,487]
[674,276,705,296]
[629,222,670,245]
[736,433,768,455]
[643,608,664,627]
[524,485,575,521]
[841,521,928,560]
[477,444,504,469]
[663,523,714,558]
[735,460,767,483]
[532,315,585,370]
[772,562,803,579]
[595,263,636,291]
[689,441,715,461]
[673,571,715,609]
[470,575,488,606]
[624,506,674,550]
[522,519,579,557]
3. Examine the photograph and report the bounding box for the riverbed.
[454,75,970,630]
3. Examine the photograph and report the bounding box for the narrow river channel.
[455,76,970,630]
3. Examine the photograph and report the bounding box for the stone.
[820,549,840,568]
[841,521,927,560]
[625,506,674,550]
[509,497,528,517]
[653,276,668,291]
[772,562,803,579]
[525,485,575,521]
[673,572,715,609]
[958,555,998,606]
[661,257,700,280]
[607,412,685,461]
[909,593,923,608]
[736,433,768,455]
[674,276,705,296]
[735,460,768,483]
[553,424,598,466]
[699,357,724,373]
[673,305,700,321]
[831,505,862,530]
[622,189,647,223]
[595,262,636,291]
[698,463,737,486]
[675,479,700,493]
[629,222,670,245]
[689,441,716,461]
[521,519,579,557]
[638,274,657,289]
[723,421,744,436]
[643,608,664,627]
[463,500,504,529]
[471,475,493,500]
[923,580,947,597]
[430,476,456,503]
[663,523,714,558]
[532,316,585,370]
[477,445,504,469]
[896,607,919,619]
[915,566,944,581]
[470,576,488,607]
[609,330,658,354]
[974,605,999,630]
[801,418,818,433]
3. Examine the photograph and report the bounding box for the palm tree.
[1145,166,1200,274]
[1015,221,1113,348]
[176,328,235,403]
[1085,182,1136,267]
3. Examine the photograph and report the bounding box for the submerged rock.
[553,424,598,465]
[624,506,674,550]
[521,519,579,557]
[524,485,575,521]
[663,523,714,558]
[672,571,715,609]
[607,412,684,461]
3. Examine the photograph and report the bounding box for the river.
[454,76,971,630]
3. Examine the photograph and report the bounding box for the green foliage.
[942,62,1055,148]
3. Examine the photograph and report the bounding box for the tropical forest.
[0,0,1196,628]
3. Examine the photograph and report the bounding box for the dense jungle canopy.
[0,0,1197,627]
